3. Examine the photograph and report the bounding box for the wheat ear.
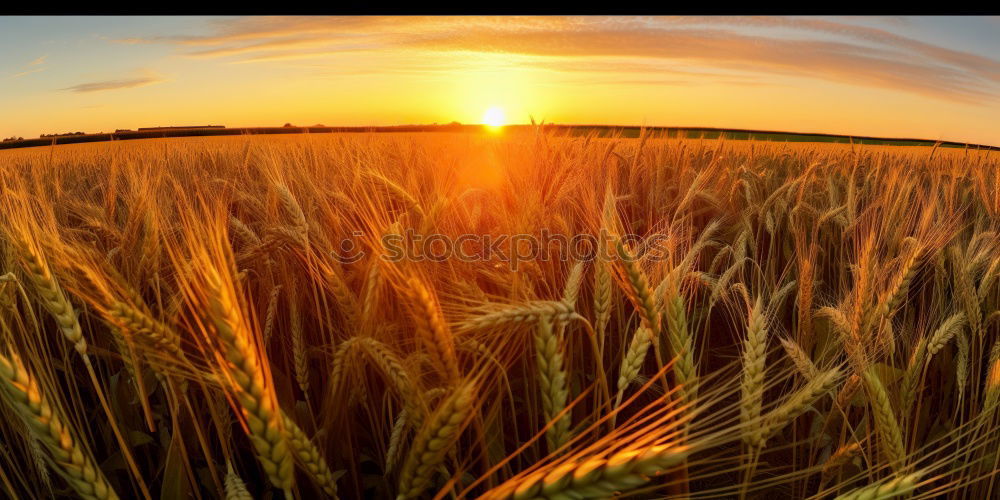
[206,273,294,492]
[751,367,841,448]
[615,239,659,334]
[877,237,920,319]
[407,278,461,382]
[900,313,966,411]
[14,241,87,354]
[262,285,281,343]
[561,261,586,307]
[361,260,382,324]
[780,336,817,380]
[282,414,341,498]
[321,263,361,326]
[229,215,261,248]
[534,313,571,452]
[0,352,118,500]
[276,183,308,242]
[396,381,476,500]
[664,279,698,403]
[900,336,928,414]
[956,330,970,405]
[834,471,923,500]
[458,301,576,332]
[328,337,364,400]
[385,409,409,474]
[982,340,1000,413]
[593,240,613,347]
[358,337,424,423]
[109,301,186,362]
[224,462,253,500]
[951,247,983,340]
[616,326,653,402]
[926,312,966,358]
[820,442,863,485]
[862,367,906,471]
[289,296,309,395]
[482,442,691,499]
[740,298,768,445]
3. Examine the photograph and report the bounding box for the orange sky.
[2,16,999,145]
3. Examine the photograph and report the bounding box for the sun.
[482,107,506,128]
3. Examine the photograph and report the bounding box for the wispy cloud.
[114,16,1000,104]
[13,68,45,78]
[8,54,49,78]
[62,75,164,93]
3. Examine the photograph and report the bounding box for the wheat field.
[0,131,998,499]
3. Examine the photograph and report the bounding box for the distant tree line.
[40,131,86,138]
[3,136,24,142]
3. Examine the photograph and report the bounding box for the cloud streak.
[13,68,45,78]
[62,75,164,93]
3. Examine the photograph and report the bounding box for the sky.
[1,16,999,145]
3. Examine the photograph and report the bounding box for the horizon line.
[3,122,998,151]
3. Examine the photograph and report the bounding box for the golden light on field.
[3,131,1000,498]
[482,107,506,129]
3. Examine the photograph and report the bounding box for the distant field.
[2,123,997,151]
[1,130,991,160]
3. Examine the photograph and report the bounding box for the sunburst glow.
[483,107,506,128]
